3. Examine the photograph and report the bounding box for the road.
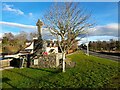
[82,49,120,62]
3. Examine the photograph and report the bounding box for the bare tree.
[29,32,39,40]
[15,31,27,50]
[43,2,94,72]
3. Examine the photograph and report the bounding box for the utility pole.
[85,27,96,56]
[86,32,89,56]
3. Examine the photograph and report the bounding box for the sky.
[0,2,119,44]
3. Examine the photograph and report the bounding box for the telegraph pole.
[86,32,89,56]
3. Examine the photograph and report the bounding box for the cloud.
[88,23,118,37]
[78,35,118,45]
[0,33,3,38]
[28,13,33,17]
[0,21,52,39]
[3,3,24,15]
[0,21,37,29]
[78,23,118,43]
[1,21,118,41]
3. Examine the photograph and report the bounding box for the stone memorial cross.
[36,19,43,39]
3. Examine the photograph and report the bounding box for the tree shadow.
[2,77,18,89]
[5,68,61,81]
[30,67,62,74]
[29,68,63,88]
[4,68,62,88]
[5,69,38,82]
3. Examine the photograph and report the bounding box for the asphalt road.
[82,50,120,62]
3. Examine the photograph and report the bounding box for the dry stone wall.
[32,54,56,68]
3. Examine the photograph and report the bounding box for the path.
[82,49,120,62]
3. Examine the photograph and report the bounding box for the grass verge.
[1,51,119,88]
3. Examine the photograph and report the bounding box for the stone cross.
[35,19,43,55]
[36,19,43,39]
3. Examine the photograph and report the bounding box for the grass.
[1,51,119,88]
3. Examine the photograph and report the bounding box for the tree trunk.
[62,52,66,72]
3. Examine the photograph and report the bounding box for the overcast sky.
[0,2,119,43]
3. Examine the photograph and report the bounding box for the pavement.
[82,49,120,62]
[0,67,14,71]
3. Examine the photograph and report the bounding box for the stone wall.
[30,53,76,69]
[31,54,57,68]
[0,59,12,67]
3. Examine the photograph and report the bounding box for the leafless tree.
[43,2,94,72]
[29,32,39,40]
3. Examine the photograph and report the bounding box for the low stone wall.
[38,54,56,68]
[31,53,76,69]
[31,53,61,68]
[0,59,12,68]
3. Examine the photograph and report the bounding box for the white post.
[87,43,89,56]
[86,32,89,56]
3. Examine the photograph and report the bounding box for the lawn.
[1,51,120,88]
